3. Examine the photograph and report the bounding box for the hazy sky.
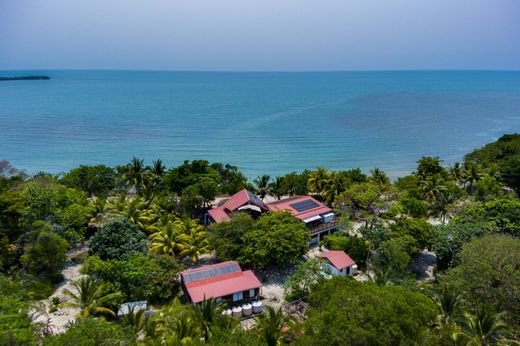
[1,0,519,71]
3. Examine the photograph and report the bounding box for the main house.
[267,196,341,245]
[179,261,262,305]
[207,189,342,245]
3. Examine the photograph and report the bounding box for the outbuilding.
[318,250,357,276]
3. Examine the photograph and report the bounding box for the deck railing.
[308,218,342,235]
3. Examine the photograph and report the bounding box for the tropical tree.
[418,175,446,203]
[254,175,271,200]
[322,171,348,205]
[455,304,508,346]
[149,220,190,257]
[432,285,462,326]
[106,195,159,233]
[463,162,484,193]
[64,278,121,318]
[193,298,226,342]
[431,191,456,223]
[370,167,390,186]
[254,306,292,346]
[269,176,287,200]
[120,305,147,337]
[174,216,211,263]
[307,167,329,196]
[449,162,465,185]
[122,157,149,195]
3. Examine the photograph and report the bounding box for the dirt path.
[33,247,88,334]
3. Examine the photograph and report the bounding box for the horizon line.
[1,68,520,73]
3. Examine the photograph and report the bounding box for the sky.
[0,0,519,71]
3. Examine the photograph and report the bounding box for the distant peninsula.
[0,76,50,81]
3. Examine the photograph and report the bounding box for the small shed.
[318,251,357,276]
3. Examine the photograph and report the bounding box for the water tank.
[232,306,243,318]
[242,303,252,317]
[222,309,232,317]
[252,301,263,314]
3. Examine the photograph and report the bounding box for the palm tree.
[370,267,391,286]
[63,278,121,318]
[370,167,390,186]
[432,191,456,224]
[121,305,147,336]
[433,285,461,326]
[151,159,166,179]
[455,304,508,345]
[254,306,292,346]
[322,171,348,205]
[175,216,211,263]
[418,176,446,203]
[193,298,225,342]
[269,176,286,200]
[106,196,159,233]
[464,162,483,193]
[449,162,465,185]
[307,167,329,196]
[123,157,149,195]
[254,175,271,200]
[149,220,190,257]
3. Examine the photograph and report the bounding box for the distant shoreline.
[0,76,50,81]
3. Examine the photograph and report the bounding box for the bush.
[89,218,147,260]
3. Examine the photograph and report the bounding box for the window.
[232,292,243,302]
[216,297,222,303]
[249,289,255,298]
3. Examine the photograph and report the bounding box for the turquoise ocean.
[1,70,519,179]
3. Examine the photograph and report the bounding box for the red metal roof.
[180,261,262,303]
[318,250,356,270]
[208,189,268,223]
[267,196,332,221]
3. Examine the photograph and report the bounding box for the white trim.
[238,205,262,212]
[303,215,322,223]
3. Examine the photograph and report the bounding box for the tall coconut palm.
[175,216,211,263]
[149,220,190,257]
[322,171,348,205]
[464,162,483,193]
[455,304,508,346]
[63,278,121,318]
[254,175,271,200]
[123,157,149,195]
[269,176,286,200]
[432,192,456,224]
[418,176,446,204]
[307,167,329,196]
[254,306,292,346]
[449,162,465,185]
[193,298,226,342]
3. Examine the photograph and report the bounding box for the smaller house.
[318,251,357,276]
[180,261,262,305]
[207,189,269,223]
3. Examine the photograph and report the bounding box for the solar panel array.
[247,191,266,208]
[290,199,320,212]
[183,263,241,283]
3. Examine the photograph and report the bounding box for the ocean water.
[1,70,519,179]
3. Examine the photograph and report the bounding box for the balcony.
[308,218,342,235]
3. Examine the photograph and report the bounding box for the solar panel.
[290,199,320,212]
[247,191,265,207]
[183,263,241,283]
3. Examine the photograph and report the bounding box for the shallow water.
[1,70,519,178]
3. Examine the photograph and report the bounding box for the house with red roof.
[267,196,341,245]
[207,189,269,223]
[179,261,262,305]
[318,250,357,276]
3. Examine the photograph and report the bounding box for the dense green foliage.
[465,134,520,194]
[440,234,520,330]
[89,218,148,260]
[1,134,519,344]
[296,278,437,345]
[239,212,310,268]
